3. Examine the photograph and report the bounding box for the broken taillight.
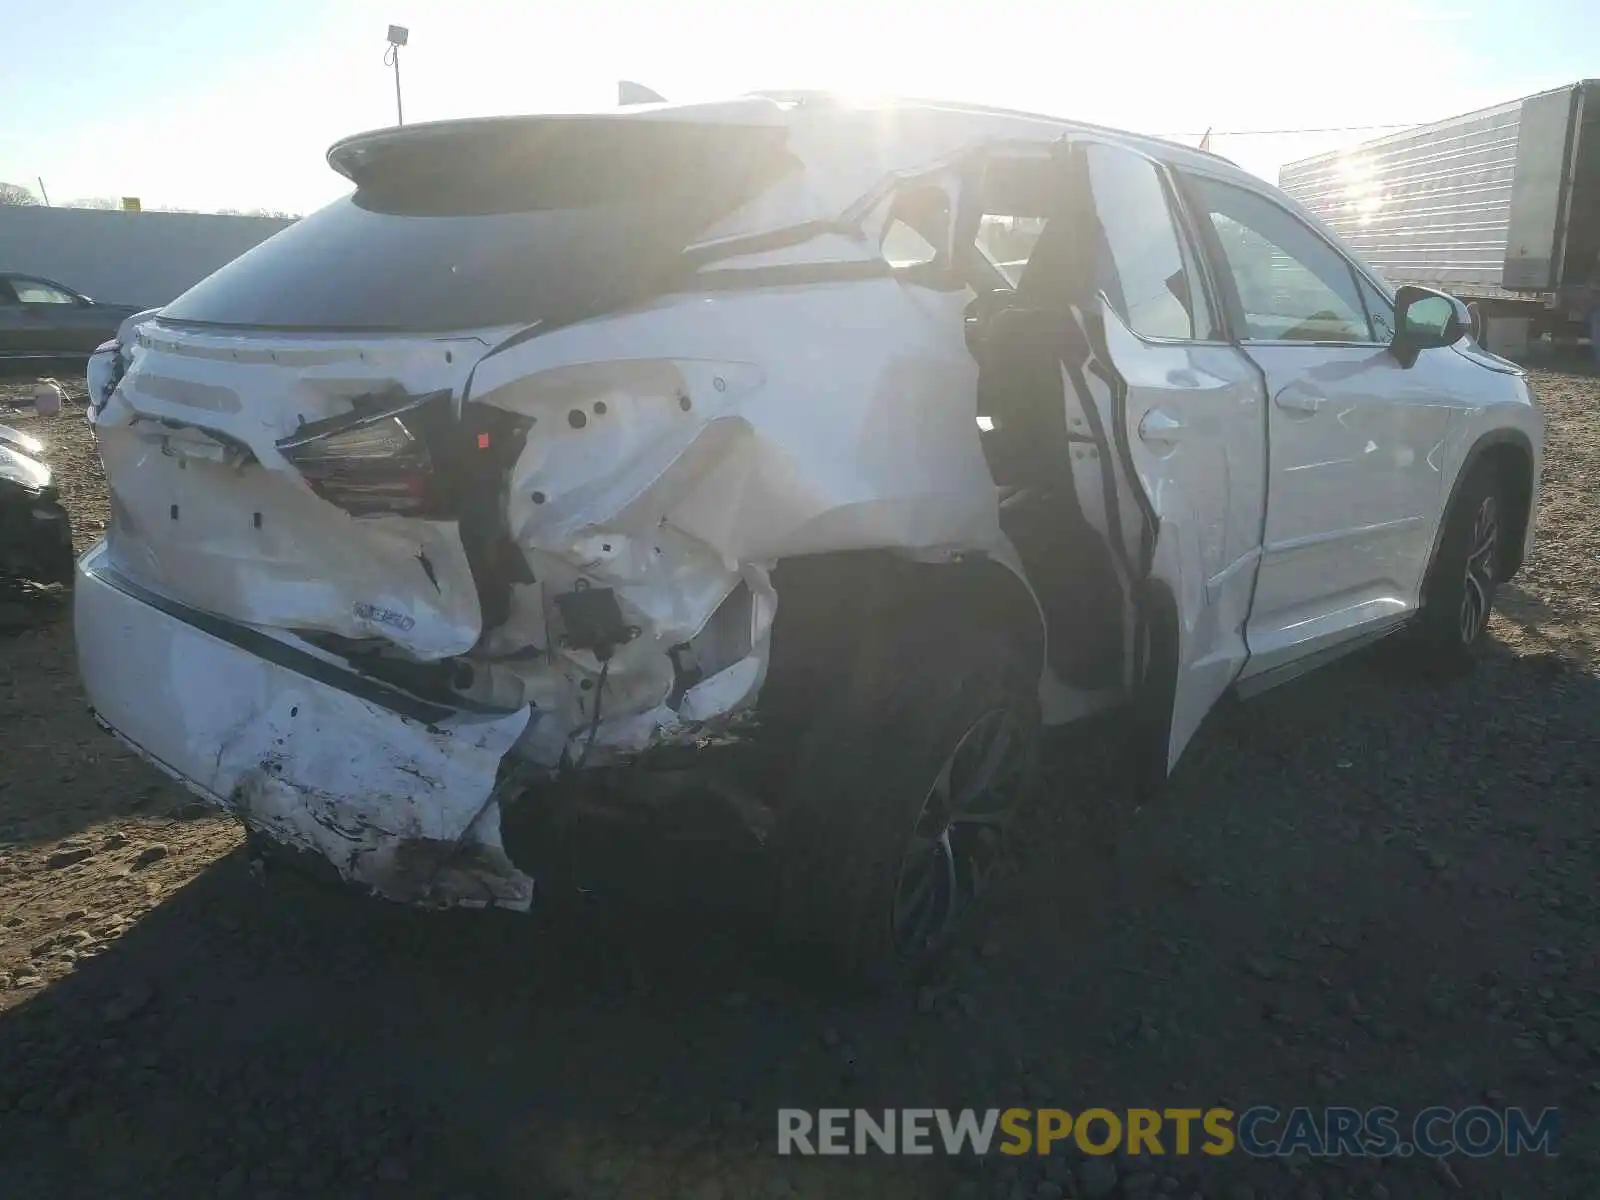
[277,390,449,518]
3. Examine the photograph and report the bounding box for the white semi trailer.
[1279,80,1599,357]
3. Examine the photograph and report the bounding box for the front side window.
[1188,178,1374,343]
[1084,144,1204,340]
[13,278,76,305]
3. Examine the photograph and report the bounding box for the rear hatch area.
[81,108,812,905]
[93,110,797,663]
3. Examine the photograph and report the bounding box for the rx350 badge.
[352,602,416,632]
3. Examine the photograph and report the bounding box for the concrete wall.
[0,207,295,308]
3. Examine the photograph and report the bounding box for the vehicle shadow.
[2,634,1596,1198]
[1496,580,1560,624]
[1495,582,1595,669]
[0,580,70,634]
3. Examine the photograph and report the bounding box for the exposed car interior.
[961,151,1136,690]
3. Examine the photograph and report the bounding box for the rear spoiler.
[326,101,787,186]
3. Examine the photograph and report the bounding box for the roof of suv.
[328,92,1253,189]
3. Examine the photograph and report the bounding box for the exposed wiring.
[575,655,612,770]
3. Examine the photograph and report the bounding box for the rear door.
[1074,141,1267,765]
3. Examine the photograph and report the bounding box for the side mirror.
[1391,285,1471,367]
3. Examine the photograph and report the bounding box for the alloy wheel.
[1460,494,1499,643]
[890,707,1032,960]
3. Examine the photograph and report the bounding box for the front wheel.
[1409,462,1504,674]
[768,617,1041,987]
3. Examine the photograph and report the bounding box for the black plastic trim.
[688,260,894,290]
[681,219,855,268]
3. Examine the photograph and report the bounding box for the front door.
[1181,176,1454,678]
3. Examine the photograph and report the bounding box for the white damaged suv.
[80,94,1542,980]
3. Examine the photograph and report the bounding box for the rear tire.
[768,613,1041,988]
[1409,461,1504,675]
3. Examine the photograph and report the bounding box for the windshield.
[162,120,796,332]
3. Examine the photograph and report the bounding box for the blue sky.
[1,0,1594,213]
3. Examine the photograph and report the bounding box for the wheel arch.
[1427,428,1536,590]
[760,549,1047,724]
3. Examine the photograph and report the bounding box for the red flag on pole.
[1199,127,1213,152]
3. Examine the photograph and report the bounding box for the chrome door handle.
[1275,390,1324,414]
[1138,409,1186,443]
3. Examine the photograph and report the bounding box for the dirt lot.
[1,370,1596,1200]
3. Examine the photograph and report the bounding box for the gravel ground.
[0,368,1596,1199]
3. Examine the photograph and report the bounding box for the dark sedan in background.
[0,273,143,360]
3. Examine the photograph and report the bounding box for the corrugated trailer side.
[1281,81,1599,357]
[1278,96,1527,296]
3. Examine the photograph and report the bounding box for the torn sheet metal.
[82,98,1068,781]
[464,274,999,765]
[75,545,532,907]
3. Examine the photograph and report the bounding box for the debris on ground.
[0,371,1597,1198]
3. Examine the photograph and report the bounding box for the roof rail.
[745,90,1237,165]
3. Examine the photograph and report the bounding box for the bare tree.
[0,184,301,218]
[0,181,40,206]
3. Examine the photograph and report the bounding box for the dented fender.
[460,277,1009,765]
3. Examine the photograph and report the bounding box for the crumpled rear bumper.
[74,541,535,909]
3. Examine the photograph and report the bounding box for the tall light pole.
[384,25,409,125]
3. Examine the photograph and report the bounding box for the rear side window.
[162,121,795,331]
[880,184,950,270]
[1084,144,1206,340]
[882,220,939,268]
